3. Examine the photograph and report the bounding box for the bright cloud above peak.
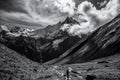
[61,0,120,36]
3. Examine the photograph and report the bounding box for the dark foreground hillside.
[0,43,42,80]
[0,43,120,80]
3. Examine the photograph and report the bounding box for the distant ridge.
[0,18,43,29]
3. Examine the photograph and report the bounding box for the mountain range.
[46,14,120,64]
[0,13,120,80]
[0,17,81,62]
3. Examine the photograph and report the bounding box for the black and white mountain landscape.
[0,0,120,80]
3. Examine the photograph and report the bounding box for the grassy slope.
[0,43,43,80]
[1,42,120,80]
[42,54,120,80]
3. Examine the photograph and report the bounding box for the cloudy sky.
[0,0,120,30]
[0,0,67,27]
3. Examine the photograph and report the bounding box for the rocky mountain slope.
[46,14,120,64]
[0,17,81,62]
[34,17,81,62]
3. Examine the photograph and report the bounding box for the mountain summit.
[46,14,120,64]
[63,17,80,25]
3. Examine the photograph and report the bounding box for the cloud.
[0,10,66,26]
[0,0,67,26]
[23,0,66,23]
[53,0,76,16]
[0,0,120,31]
[0,0,26,12]
[98,0,108,7]
[78,0,120,20]
[61,0,120,37]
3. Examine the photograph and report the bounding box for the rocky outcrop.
[46,14,120,64]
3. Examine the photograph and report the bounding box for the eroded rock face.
[46,14,120,64]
